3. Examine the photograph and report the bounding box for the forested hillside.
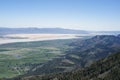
[25,35,120,76]
[14,52,120,80]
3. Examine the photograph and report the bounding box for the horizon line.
[0,27,120,32]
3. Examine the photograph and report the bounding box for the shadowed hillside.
[8,34,119,78]
[10,52,120,80]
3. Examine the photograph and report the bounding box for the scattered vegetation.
[23,35,120,77]
[14,52,120,80]
[0,34,120,80]
[0,39,76,78]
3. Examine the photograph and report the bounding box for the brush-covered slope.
[24,35,120,76]
[19,51,120,80]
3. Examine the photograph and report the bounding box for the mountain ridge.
[0,28,88,34]
[0,27,120,35]
[21,34,120,76]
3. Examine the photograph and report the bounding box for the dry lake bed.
[0,34,91,44]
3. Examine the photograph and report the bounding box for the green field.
[0,39,76,78]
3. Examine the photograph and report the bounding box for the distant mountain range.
[0,28,88,34]
[90,31,120,35]
[0,27,120,35]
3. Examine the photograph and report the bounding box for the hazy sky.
[0,0,120,31]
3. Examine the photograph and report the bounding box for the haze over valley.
[0,0,120,80]
[0,28,119,45]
